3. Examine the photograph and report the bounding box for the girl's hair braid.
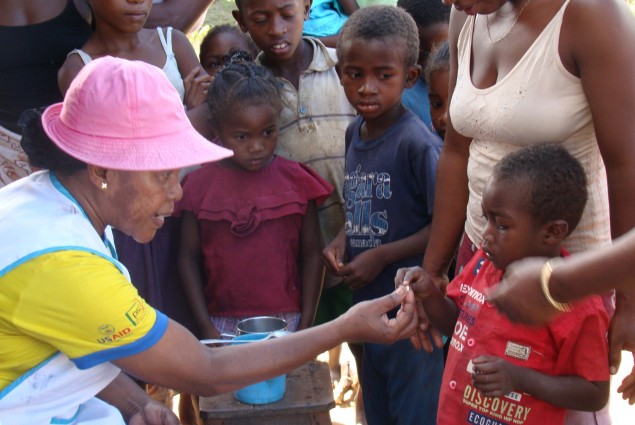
[206,53,282,126]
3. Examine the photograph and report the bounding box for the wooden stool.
[199,360,334,425]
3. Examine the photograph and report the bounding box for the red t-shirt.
[438,249,609,425]
[177,156,332,316]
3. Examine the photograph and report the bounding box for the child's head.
[336,6,420,122]
[206,59,283,171]
[232,0,310,63]
[481,144,587,270]
[424,41,450,139]
[199,24,259,76]
[397,0,450,68]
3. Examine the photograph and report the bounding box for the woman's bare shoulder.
[563,0,633,30]
[559,0,634,71]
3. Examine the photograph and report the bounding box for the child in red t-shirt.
[398,144,610,425]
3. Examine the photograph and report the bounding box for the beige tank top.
[450,0,610,254]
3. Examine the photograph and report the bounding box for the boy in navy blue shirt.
[323,6,443,425]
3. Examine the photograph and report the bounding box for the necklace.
[485,0,533,44]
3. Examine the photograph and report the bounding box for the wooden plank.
[204,411,332,425]
[199,360,334,423]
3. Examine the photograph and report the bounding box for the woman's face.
[107,169,182,243]
[441,0,510,15]
[90,0,153,32]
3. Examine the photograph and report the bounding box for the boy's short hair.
[397,0,451,29]
[336,6,419,67]
[423,41,450,86]
[235,0,305,11]
[493,144,588,235]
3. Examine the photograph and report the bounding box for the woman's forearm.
[550,228,635,303]
[423,129,470,276]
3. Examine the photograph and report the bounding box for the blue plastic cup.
[232,333,286,404]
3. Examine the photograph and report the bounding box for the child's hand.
[394,266,442,300]
[617,360,635,404]
[322,240,345,275]
[409,301,445,353]
[471,355,519,398]
[183,67,212,110]
[338,249,384,290]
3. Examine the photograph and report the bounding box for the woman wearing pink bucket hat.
[0,56,419,425]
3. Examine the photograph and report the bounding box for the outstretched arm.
[490,228,635,325]
[488,230,635,403]
[114,286,417,396]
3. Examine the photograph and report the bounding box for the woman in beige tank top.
[402,0,635,422]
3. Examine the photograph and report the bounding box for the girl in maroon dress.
[176,58,333,341]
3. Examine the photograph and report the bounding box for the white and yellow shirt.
[0,171,168,424]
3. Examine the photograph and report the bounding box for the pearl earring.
[101,181,108,190]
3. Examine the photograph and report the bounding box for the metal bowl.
[236,316,288,335]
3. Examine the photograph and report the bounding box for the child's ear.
[335,64,343,84]
[303,0,312,20]
[232,10,249,33]
[404,64,421,89]
[543,219,569,246]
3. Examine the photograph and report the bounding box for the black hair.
[397,0,451,28]
[199,24,258,64]
[424,40,450,86]
[336,6,420,67]
[206,56,282,127]
[18,108,86,174]
[493,144,587,235]
[235,0,306,12]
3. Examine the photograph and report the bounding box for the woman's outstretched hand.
[339,285,418,345]
[487,257,558,325]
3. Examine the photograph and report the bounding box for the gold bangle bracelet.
[539,259,572,312]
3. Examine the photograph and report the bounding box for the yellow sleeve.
[2,250,167,370]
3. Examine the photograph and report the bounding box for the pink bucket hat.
[42,56,232,171]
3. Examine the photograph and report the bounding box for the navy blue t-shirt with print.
[344,110,442,305]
